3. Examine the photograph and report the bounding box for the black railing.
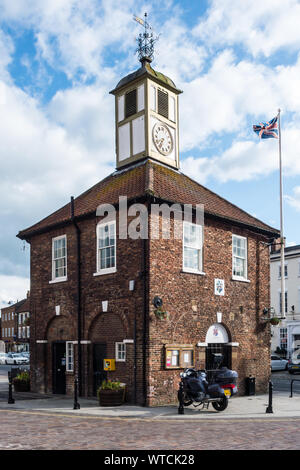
[289,379,300,398]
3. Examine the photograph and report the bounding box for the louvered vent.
[158,89,168,119]
[125,89,137,118]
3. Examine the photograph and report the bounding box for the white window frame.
[279,290,288,315]
[182,221,204,274]
[94,220,117,276]
[115,342,126,362]
[232,235,248,282]
[66,341,74,372]
[50,235,67,283]
[278,262,288,279]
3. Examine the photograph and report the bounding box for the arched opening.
[205,323,232,381]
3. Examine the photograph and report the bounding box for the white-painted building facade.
[270,244,300,358]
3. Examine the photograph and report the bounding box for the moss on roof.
[111,62,182,94]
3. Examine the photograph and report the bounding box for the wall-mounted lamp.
[217,312,222,323]
[129,280,135,291]
[55,305,60,316]
[102,301,108,312]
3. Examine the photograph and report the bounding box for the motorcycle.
[178,366,238,412]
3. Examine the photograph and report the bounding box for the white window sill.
[49,277,68,284]
[116,359,126,362]
[93,268,117,277]
[232,277,250,283]
[181,269,206,276]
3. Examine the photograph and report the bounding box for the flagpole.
[278,108,285,319]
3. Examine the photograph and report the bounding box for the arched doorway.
[205,323,232,381]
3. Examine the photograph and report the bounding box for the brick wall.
[29,215,146,403]
[147,214,271,405]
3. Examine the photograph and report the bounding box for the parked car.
[288,354,300,374]
[18,353,29,364]
[0,352,8,364]
[271,355,288,371]
[5,353,28,365]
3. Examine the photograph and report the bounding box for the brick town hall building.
[17,46,279,405]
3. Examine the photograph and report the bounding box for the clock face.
[152,122,173,156]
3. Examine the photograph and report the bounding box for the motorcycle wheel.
[177,390,193,407]
[212,397,228,412]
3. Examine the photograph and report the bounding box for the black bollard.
[73,376,80,410]
[265,380,273,414]
[178,380,185,415]
[8,371,15,405]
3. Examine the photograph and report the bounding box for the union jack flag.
[253,116,278,139]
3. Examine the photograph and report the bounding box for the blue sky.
[0,0,300,306]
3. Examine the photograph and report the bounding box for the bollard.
[265,380,273,414]
[73,376,80,410]
[8,371,15,405]
[178,380,184,415]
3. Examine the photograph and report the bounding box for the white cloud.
[180,50,300,152]
[155,16,207,83]
[182,121,300,184]
[0,79,114,222]
[285,186,300,212]
[0,29,14,80]
[193,0,300,57]
[0,275,29,309]
[0,0,136,82]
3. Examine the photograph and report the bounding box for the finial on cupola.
[133,12,159,66]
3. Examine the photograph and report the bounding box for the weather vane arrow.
[133,12,159,64]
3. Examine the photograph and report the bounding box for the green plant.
[13,370,30,383]
[97,380,124,395]
[270,317,280,326]
[154,307,169,320]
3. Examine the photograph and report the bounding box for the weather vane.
[133,13,159,64]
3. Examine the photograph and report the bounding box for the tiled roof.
[1,298,27,313]
[17,160,279,239]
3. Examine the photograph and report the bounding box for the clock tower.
[110,14,182,170]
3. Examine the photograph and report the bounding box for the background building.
[270,244,300,358]
[0,294,30,353]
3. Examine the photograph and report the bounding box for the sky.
[0,0,300,307]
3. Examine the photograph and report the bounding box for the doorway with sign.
[205,323,232,382]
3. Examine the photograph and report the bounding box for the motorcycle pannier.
[213,367,238,385]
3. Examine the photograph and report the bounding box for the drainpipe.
[134,305,137,404]
[71,196,82,396]
[142,197,150,406]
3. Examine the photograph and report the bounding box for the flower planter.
[98,389,125,406]
[13,380,30,392]
[270,318,280,326]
